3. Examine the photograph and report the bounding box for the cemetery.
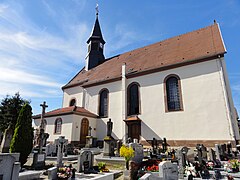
[2,110,240,179]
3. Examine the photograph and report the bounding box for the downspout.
[122,63,127,143]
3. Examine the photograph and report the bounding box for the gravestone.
[152,138,158,154]
[115,140,122,157]
[196,144,208,165]
[47,167,57,180]
[0,126,13,153]
[215,144,221,160]
[32,152,46,170]
[209,148,216,162]
[55,136,68,167]
[103,119,115,156]
[177,146,189,179]
[159,161,178,180]
[77,149,93,172]
[107,118,113,137]
[45,143,56,156]
[227,142,233,157]
[129,142,144,163]
[162,138,168,153]
[0,153,20,180]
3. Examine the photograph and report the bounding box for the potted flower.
[57,165,74,180]
[229,159,240,173]
[120,145,134,170]
[97,162,109,172]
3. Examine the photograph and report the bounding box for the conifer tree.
[10,103,33,166]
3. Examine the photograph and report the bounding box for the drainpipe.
[122,63,127,143]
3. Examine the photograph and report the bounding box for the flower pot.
[232,167,239,173]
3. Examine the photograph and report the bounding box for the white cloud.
[0,1,89,100]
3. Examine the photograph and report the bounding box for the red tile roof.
[33,106,98,119]
[62,23,226,89]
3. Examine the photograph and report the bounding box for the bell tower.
[85,7,105,71]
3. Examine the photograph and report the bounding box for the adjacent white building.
[33,14,240,147]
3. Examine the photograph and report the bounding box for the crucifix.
[39,101,48,154]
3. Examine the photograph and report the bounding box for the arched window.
[165,75,183,111]
[69,99,76,106]
[127,83,140,116]
[99,89,109,117]
[54,118,62,134]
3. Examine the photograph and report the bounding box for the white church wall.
[127,58,235,141]
[71,115,97,142]
[57,57,238,144]
[85,81,123,140]
[63,86,83,107]
[219,57,240,139]
[34,115,74,142]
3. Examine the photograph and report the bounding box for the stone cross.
[196,144,203,165]
[39,101,48,154]
[162,138,167,153]
[55,136,68,167]
[152,138,158,154]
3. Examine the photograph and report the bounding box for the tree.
[10,103,34,166]
[0,92,29,132]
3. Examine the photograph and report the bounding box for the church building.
[33,12,240,147]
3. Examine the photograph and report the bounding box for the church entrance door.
[128,121,141,141]
[80,118,89,145]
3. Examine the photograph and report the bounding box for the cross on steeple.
[96,2,99,16]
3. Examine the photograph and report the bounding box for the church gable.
[62,23,226,89]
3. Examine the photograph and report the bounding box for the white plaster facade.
[58,57,239,146]
[34,114,97,142]
[33,21,239,147]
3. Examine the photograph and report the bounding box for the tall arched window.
[54,118,62,134]
[99,89,109,117]
[127,83,140,116]
[165,75,183,112]
[69,99,76,106]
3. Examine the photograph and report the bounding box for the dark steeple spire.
[85,5,106,71]
[87,15,105,44]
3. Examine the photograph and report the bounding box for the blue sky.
[0,0,239,115]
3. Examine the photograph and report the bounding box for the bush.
[120,145,134,170]
[10,103,33,166]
